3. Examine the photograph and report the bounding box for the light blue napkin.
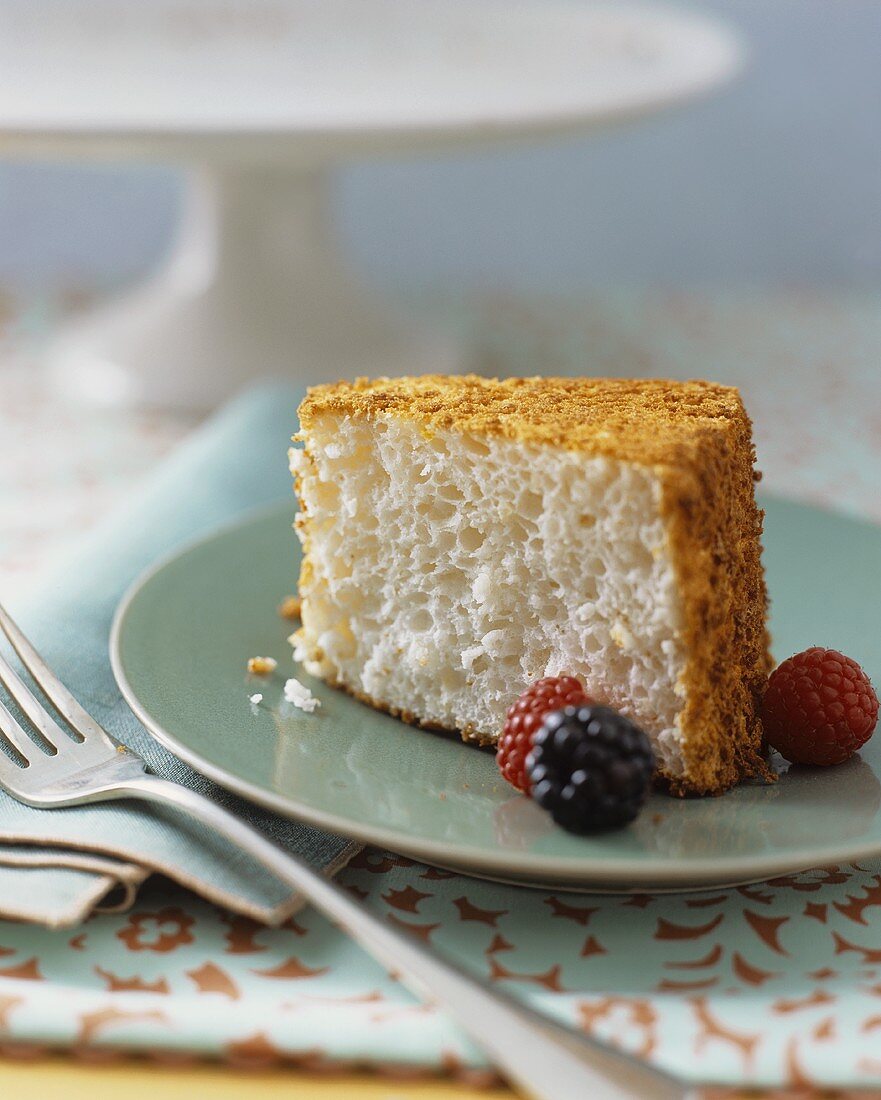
[3,385,358,928]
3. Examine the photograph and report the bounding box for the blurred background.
[2,1,878,294]
[1,0,879,583]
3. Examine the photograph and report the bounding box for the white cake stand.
[0,0,740,409]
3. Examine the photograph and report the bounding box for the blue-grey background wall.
[0,0,878,294]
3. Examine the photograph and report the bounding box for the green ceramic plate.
[111,496,881,890]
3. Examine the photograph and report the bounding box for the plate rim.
[110,497,881,889]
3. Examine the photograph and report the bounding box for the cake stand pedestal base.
[48,165,456,411]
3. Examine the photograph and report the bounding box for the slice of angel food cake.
[289,375,772,798]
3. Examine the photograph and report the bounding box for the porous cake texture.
[291,375,771,796]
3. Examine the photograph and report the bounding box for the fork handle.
[114,773,684,1100]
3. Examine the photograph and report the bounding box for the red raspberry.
[762,647,879,766]
[497,676,592,793]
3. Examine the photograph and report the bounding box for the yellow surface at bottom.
[0,1058,511,1099]
[0,1058,863,1098]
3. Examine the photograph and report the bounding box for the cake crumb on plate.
[283,677,321,713]
[278,595,301,621]
[247,656,277,676]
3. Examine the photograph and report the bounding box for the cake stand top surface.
[0,0,740,158]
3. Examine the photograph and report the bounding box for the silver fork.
[0,602,688,1100]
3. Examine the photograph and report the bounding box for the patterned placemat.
[1,852,881,1088]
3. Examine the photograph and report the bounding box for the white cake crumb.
[294,412,689,778]
[283,677,321,713]
[460,645,484,670]
[472,571,492,604]
[248,692,263,716]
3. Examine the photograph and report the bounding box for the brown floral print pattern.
[116,907,195,953]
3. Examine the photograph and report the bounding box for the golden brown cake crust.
[298,374,749,468]
[295,374,773,797]
[657,411,774,796]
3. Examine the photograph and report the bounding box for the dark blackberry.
[526,704,655,833]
